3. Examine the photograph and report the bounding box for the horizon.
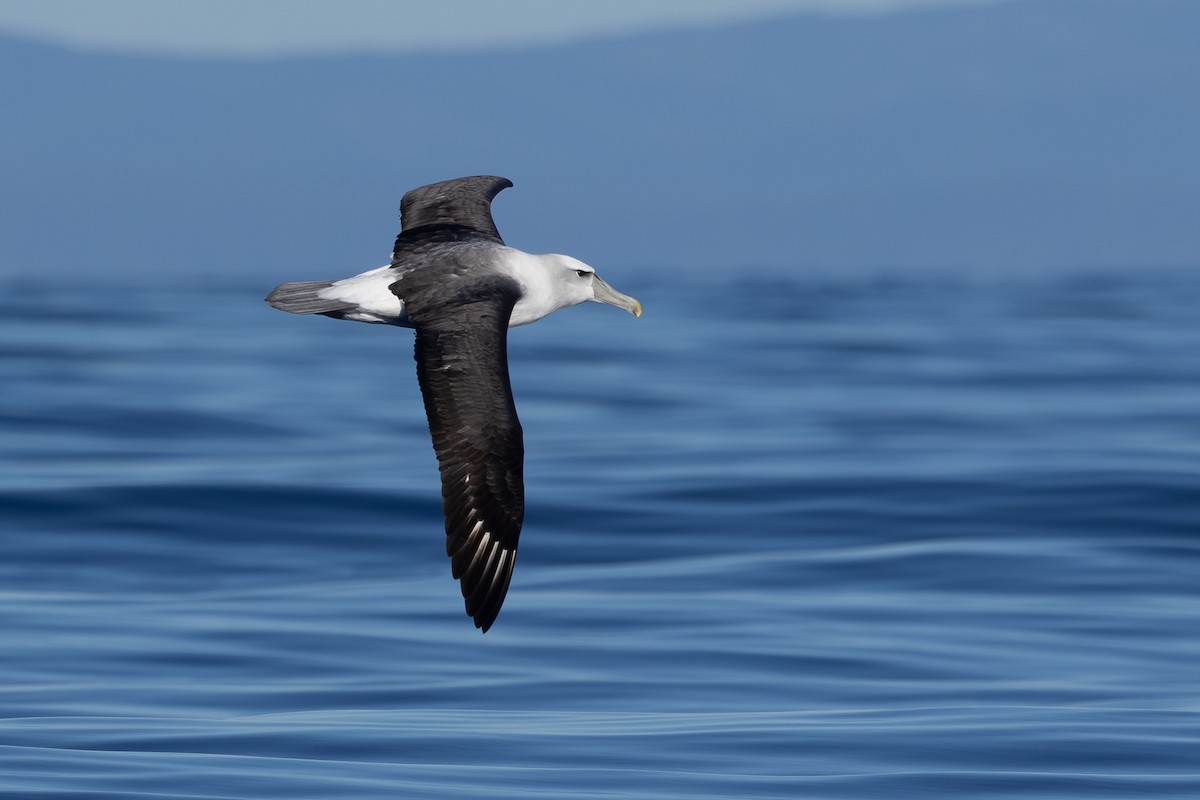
[0,0,1010,57]
[1,0,1194,284]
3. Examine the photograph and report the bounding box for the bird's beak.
[592,275,642,317]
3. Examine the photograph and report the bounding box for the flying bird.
[266,176,642,632]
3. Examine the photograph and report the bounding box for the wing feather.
[398,176,513,241]
[401,272,524,632]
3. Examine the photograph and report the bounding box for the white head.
[548,255,642,314]
[506,251,642,327]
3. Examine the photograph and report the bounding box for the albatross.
[266,176,641,632]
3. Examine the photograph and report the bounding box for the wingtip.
[473,606,498,633]
[468,586,508,633]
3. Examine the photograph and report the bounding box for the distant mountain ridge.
[1,0,1196,285]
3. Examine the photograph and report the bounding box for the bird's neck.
[500,249,571,328]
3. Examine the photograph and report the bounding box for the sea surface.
[2,270,1198,798]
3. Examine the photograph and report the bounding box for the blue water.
[2,271,1199,798]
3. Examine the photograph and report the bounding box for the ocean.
[2,270,1198,798]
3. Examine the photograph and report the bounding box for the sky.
[0,0,1006,56]
[8,0,1189,280]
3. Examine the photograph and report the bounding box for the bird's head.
[550,255,642,317]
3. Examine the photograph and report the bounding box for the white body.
[316,248,602,327]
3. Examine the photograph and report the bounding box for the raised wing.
[399,175,513,242]
[398,270,525,632]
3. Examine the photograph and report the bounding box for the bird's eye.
[576,270,591,278]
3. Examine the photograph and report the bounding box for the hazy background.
[2,0,1196,285]
[0,0,1007,55]
[4,4,1200,799]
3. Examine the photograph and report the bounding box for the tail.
[265,281,351,315]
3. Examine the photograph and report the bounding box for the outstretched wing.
[399,176,513,242]
[399,270,525,632]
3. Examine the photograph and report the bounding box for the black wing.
[399,271,525,632]
[398,176,513,242]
